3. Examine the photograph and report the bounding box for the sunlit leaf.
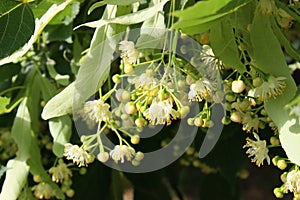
[41,82,74,120]
[136,0,166,48]
[0,159,29,200]
[49,116,72,157]
[11,98,32,160]
[76,0,169,29]
[0,96,10,114]
[0,4,35,59]
[74,5,121,105]
[88,0,141,15]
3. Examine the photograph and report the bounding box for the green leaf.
[0,1,19,16]
[50,1,80,25]
[250,12,299,165]
[136,0,166,49]
[41,82,74,120]
[0,0,73,66]
[102,0,141,5]
[172,0,248,34]
[210,19,246,73]
[88,0,141,15]
[271,17,300,62]
[49,116,72,157]
[38,74,57,101]
[0,159,30,200]
[76,0,169,29]
[11,98,32,160]
[0,96,10,114]
[0,4,35,59]
[45,24,73,43]
[74,5,121,105]
[0,63,21,80]
[38,0,77,24]
[46,62,70,86]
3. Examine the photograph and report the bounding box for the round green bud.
[135,118,146,127]
[180,106,190,118]
[230,112,242,123]
[121,90,131,102]
[40,101,46,107]
[253,77,263,87]
[272,155,281,166]
[121,113,129,120]
[66,189,75,198]
[222,116,231,125]
[124,63,133,74]
[203,119,214,128]
[132,159,140,166]
[79,168,87,175]
[125,102,137,115]
[280,172,288,183]
[63,179,73,187]
[273,187,284,198]
[135,151,144,161]
[33,175,41,183]
[270,136,280,146]
[277,159,287,170]
[194,118,203,127]
[112,74,121,83]
[131,135,140,145]
[187,118,194,126]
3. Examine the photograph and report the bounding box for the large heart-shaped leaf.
[0,4,34,59]
[250,11,299,165]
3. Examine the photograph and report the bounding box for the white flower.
[64,143,94,167]
[253,76,286,101]
[129,72,157,89]
[110,145,135,163]
[188,78,214,101]
[243,132,270,167]
[143,99,177,125]
[119,40,139,64]
[284,169,300,194]
[49,160,72,183]
[33,182,56,199]
[83,99,112,123]
[241,112,260,132]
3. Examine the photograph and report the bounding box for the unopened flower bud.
[112,74,121,83]
[230,112,242,123]
[232,80,246,93]
[97,152,109,163]
[131,135,140,144]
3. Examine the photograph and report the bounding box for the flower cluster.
[68,38,295,197]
